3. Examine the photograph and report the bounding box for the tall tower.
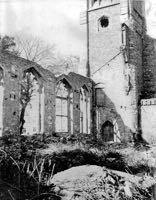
[87,0,145,141]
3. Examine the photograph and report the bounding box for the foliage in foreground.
[0,133,153,199]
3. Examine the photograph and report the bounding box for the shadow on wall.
[140,35,156,144]
[142,35,156,99]
[95,88,134,143]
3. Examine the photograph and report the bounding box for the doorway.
[101,121,114,142]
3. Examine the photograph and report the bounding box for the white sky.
[146,0,156,38]
[0,0,87,57]
[0,0,156,57]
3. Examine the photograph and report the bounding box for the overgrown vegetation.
[0,133,154,199]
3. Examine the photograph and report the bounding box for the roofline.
[56,74,74,89]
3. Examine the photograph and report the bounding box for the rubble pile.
[50,165,155,200]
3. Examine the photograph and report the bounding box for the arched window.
[22,70,44,135]
[101,121,114,142]
[0,67,4,136]
[80,86,91,134]
[56,80,73,133]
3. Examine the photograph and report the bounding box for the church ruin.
[0,0,156,143]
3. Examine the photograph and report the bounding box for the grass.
[0,133,155,199]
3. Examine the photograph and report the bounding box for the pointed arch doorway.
[101,121,114,142]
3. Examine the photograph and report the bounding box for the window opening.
[10,92,16,100]
[22,70,44,135]
[101,121,114,142]
[56,80,73,133]
[10,65,18,78]
[121,23,129,63]
[99,16,109,28]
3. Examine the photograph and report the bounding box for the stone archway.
[101,121,114,142]
[22,69,44,135]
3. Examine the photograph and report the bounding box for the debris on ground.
[50,165,155,200]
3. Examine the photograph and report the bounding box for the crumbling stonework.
[0,52,56,135]
[0,0,155,143]
[141,99,156,143]
[140,36,156,143]
[142,35,156,98]
[0,52,93,137]
[56,72,93,136]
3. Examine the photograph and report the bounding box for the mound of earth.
[50,165,155,200]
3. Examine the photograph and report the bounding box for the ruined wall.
[0,52,94,137]
[0,52,56,135]
[142,35,156,98]
[73,90,81,134]
[0,53,21,134]
[127,0,145,134]
[141,31,156,143]
[21,66,56,135]
[88,0,145,141]
[141,99,156,143]
[44,76,56,134]
[57,73,93,136]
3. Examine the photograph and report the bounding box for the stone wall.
[87,0,145,142]
[127,1,145,134]
[1,0,155,142]
[43,76,56,134]
[0,52,56,135]
[141,98,156,143]
[142,35,156,99]
[0,52,94,137]
[0,53,22,134]
[57,72,93,136]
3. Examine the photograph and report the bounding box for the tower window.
[99,16,109,28]
[121,23,129,63]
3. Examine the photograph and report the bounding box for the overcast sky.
[0,0,156,58]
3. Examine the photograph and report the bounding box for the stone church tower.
[86,0,145,141]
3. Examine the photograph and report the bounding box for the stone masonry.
[0,52,56,135]
[0,52,93,137]
[87,0,146,142]
[0,0,156,143]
